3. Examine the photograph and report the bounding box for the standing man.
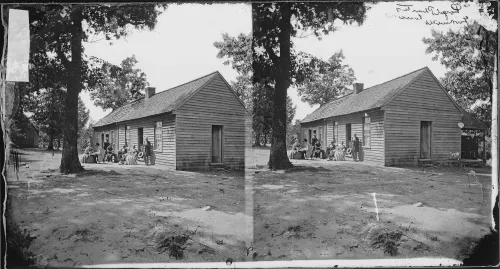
[103,139,110,154]
[352,133,360,162]
[310,133,318,159]
[144,137,152,165]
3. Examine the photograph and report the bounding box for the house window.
[125,126,130,146]
[154,121,162,151]
[111,130,115,147]
[363,115,371,148]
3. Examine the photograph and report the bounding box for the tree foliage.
[27,88,65,150]
[252,2,367,168]
[297,50,356,106]
[5,4,167,172]
[89,55,148,111]
[423,21,497,128]
[214,33,296,146]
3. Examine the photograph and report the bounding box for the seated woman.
[312,140,324,159]
[104,144,115,162]
[327,141,336,161]
[124,145,138,165]
[289,138,304,159]
[81,144,95,163]
[118,145,128,164]
[90,143,102,163]
[332,142,346,161]
[301,139,311,159]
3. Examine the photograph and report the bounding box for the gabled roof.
[302,67,428,123]
[458,106,489,130]
[94,71,224,128]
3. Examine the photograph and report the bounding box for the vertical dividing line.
[244,147,254,261]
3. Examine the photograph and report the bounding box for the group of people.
[81,137,153,165]
[289,133,362,162]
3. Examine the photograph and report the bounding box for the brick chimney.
[353,83,364,94]
[145,87,156,99]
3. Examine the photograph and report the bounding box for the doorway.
[212,125,223,163]
[346,124,352,148]
[420,121,432,159]
[138,128,144,151]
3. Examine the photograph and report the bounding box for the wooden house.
[300,67,488,166]
[93,71,251,170]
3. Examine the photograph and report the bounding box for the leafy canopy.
[423,21,497,127]
[297,50,356,106]
[90,55,149,111]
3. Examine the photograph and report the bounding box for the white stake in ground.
[372,192,380,221]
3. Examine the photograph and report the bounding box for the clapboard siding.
[93,125,119,150]
[94,114,176,168]
[300,109,385,164]
[384,71,462,166]
[326,119,334,143]
[121,114,176,168]
[175,75,246,170]
[334,110,384,164]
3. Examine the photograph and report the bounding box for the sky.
[82,1,494,124]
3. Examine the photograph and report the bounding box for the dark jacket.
[144,141,152,156]
[311,137,318,147]
[353,137,360,152]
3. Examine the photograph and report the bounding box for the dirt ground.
[246,148,494,262]
[6,149,249,267]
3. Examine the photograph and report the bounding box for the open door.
[138,128,144,150]
[346,124,352,148]
[420,121,432,159]
[212,125,223,163]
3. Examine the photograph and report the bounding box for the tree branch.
[263,39,279,64]
[55,40,70,70]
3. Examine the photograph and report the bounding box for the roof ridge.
[321,92,353,107]
[152,71,219,97]
[361,66,428,93]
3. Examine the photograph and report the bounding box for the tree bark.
[268,3,293,170]
[59,9,84,173]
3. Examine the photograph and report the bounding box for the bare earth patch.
[6,149,249,267]
[248,148,492,262]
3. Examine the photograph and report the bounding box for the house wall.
[384,71,462,166]
[300,109,385,164]
[93,125,118,149]
[94,114,176,168]
[175,75,246,170]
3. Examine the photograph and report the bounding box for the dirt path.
[7,149,249,267]
[248,148,492,261]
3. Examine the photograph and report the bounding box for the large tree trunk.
[268,3,293,170]
[60,9,84,173]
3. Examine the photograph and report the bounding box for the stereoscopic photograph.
[2,1,498,268]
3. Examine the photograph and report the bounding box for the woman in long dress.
[333,142,346,161]
[81,144,93,163]
[125,145,138,165]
